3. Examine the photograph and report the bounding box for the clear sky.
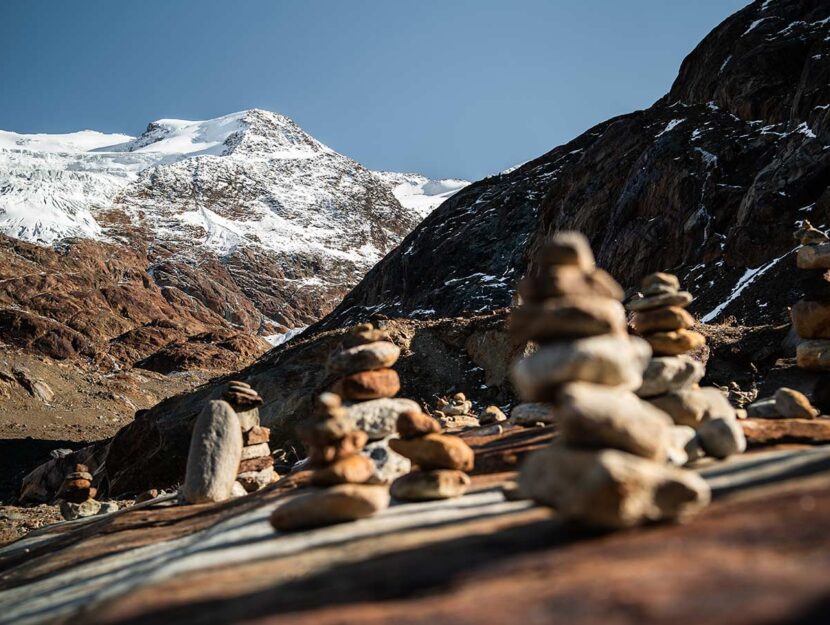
[1,0,749,180]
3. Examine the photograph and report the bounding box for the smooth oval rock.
[697,416,747,458]
[397,410,442,439]
[774,387,818,419]
[510,296,627,342]
[647,387,735,427]
[479,405,507,424]
[518,443,710,529]
[791,300,830,339]
[310,454,375,486]
[345,397,421,440]
[538,231,595,271]
[558,383,672,460]
[328,341,401,375]
[797,243,830,269]
[518,266,623,302]
[390,470,471,501]
[389,433,474,471]
[632,306,695,334]
[796,339,830,370]
[269,484,390,531]
[636,356,705,398]
[182,400,243,504]
[644,329,706,356]
[511,335,651,401]
[626,291,693,312]
[332,368,401,400]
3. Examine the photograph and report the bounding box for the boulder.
[697,417,747,459]
[648,387,735,428]
[636,356,705,398]
[558,383,673,460]
[390,470,471,501]
[269,484,390,531]
[345,398,421,440]
[511,335,651,400]
[518,444,710,529]
[796,339,830,370]
[181,401,243,504]
[389,434,474,471]
[791,300,830,339]
[774,387,818,419]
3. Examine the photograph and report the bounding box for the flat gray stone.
[344,397,421,440]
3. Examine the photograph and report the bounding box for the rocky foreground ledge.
[2,423,829,625]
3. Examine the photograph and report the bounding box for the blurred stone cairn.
[511,232,712,529]
[269,392,390,531]
[58,463,100,520]
[793,221,830,370]
[182,381,274,504]
[630,272,746,463]
[389,409,475,501]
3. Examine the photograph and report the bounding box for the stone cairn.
[512,231,711,529]
[326,323,417,482]
[269,392,389,531]
[389,410,475,501]
[58,463,100,520]
[224,381,278,493]
[792,221,830,370]
[630,272,747,462]
[433,392,479,429]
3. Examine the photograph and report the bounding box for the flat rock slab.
[742,417,830,445]
[1,436,830,625]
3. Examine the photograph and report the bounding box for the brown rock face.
[333,368,401,400]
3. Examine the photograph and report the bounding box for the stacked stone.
[628,272,704,357]
[328,323,417,482]
[792,222,830,370]
[224,381,277,493]
[434,392,479,429]
[630,273,746,462]
[389,410,474,501]
[270,392,389,531]
[58,464,103,520]
[512,232,710,529]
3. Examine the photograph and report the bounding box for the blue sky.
[0,0,748,180]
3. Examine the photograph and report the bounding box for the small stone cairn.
[792,221,830,370]
[434,392,479,429]
[269,392,389,531]
[630,272,747,462]
[58,463,102,520]
[389,410,475,501]
[224,381,278,493]
[512,232,711,529]
[327,323,417,482]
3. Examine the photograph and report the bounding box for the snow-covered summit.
[372,171,469,219]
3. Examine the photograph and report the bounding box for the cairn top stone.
[538,231,595,271]
[222,382,263,409]
[641,272,680,292]
[342,322,391,348]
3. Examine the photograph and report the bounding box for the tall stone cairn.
[269,392,389,531]
[327,323,417,482]
[512,231,711,529]
[388,410,474,501]
[792,221,830,370]
[223,381,277,493]
[631,273,747,462]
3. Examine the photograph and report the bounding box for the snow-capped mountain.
[0,109,468,330]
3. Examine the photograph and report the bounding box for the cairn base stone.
[391,470,470,501]
[518,444,710,529]
[269,484,390,531]
[182,400,243,504]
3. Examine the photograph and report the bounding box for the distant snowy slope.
[372,171,469,219]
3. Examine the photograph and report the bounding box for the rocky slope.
[317,0,829,336]
[0,109,468,334]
